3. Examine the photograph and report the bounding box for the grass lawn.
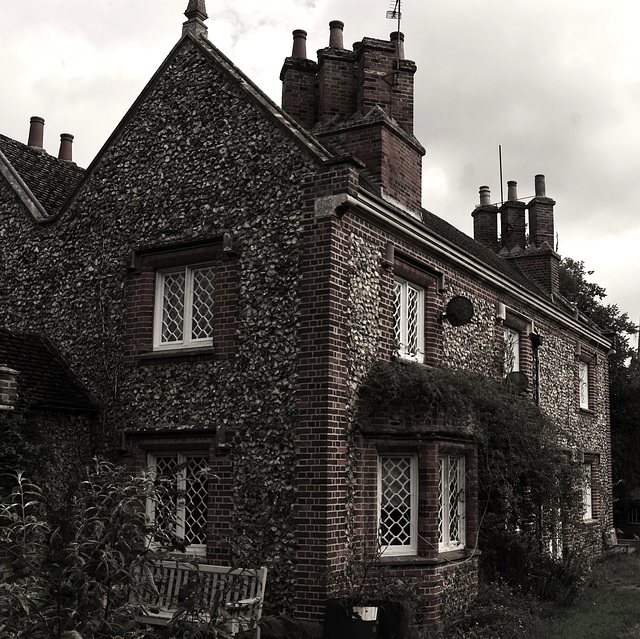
[440,550,640,639]
[531,551,640,639]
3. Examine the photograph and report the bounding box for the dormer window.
[154,264,215,351]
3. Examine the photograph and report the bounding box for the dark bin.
[323,598,405,639]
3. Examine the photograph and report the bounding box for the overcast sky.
[2,0,639,343]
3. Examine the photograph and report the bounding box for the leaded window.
[154,265,215,350]
[579,360,590,409]
[438,455,465,551]
[148,452,209,556]
[503,326,520,374]
[393,277,424,362]
[582,462,593,521]
[378,455,418,555]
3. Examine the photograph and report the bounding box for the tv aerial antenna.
[386,0,402,35]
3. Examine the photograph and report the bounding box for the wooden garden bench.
[135,560,268,638]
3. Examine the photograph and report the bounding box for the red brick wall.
[124,242,239,364]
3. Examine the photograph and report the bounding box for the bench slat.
[135,561,267,639]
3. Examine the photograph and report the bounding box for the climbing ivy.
[360,360,588,601]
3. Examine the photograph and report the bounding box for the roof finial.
[183,0,208,39]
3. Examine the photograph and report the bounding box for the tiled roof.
[0,134,84,217]
[419,207,543,296]
[0,328,95,411]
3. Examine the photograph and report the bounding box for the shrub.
[361,360,590,604]
[0,460,178,639]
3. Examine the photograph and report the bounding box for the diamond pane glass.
[583,463,592,520]
[439,456,465,550]
[184,455,209,545]
[406,284,419,354]
[161,272,185,343]
[380,457,412,547]
[579,361,589,409]
[448,457,461,543]
[154,455,179,533]
[393,281,402,350]
[503,327,520,374]
[191,267,215,340]
[438,458,444,545]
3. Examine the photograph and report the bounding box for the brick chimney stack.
[494,175,560,296]
[472,186,499,252]
[317,22,356,122]
[280,23,425,213]
[500,180,527,252]
[280,31,319,130]
[58,133,74,161]
[0,365,19,410]
[27,116,45,148]
[528,174,555,248]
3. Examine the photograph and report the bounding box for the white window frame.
[503,326,520,375]
[153,264,215,351]
[377,454,418,556]
[147,452,209,557]
[578,360,590,410]
[439,455,466,552]
[393,277,425,363]
[548,508,563,559]
[582,462,593,521]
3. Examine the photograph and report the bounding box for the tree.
[559,257,636,356]
[558,257,640,518]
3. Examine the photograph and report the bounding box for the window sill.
[579,407,596,415]
[378,548,479,566]
[135,347,217,365]
[391,355,430,367]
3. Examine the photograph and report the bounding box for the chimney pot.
[329,20,344,49]
[507,180,518,202]
[27,116,45,148]
[479,185,491,206]
[58,133,74,161]
[291,29,308,58]
[390,31,405,59]
[535,174,546,197]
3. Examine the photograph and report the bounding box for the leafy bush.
[361,360,590,604]
[436,582,541,639]
[0,460,181,639]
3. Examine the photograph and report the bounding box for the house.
[0,1,614,628]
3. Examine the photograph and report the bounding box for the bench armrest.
[224,596,262,609]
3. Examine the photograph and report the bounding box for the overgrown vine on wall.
[0,410,45,497]
[360,359,589,602]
